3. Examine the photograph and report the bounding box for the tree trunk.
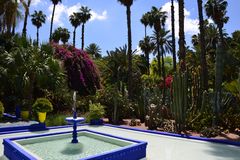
[156,31,161,77]
[37,27,39,46]
[178,0,186,72]
[22,0,31,37]
[197,0,208,91]
[126,5,133,100]
[146,52,150,75]
[49,4,56,42]
[81,24,85,50]
[144,25,147,38]
[161,42,166,104]
[171,0,177,71]
[73,27,76,47]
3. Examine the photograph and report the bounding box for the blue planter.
[90,119,103,125]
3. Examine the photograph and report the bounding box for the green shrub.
[87,103,105,122]
[32,98,53,113]
[0,101,4,117]
[45,114,68,127]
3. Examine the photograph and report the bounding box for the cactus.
[171,72,188,132]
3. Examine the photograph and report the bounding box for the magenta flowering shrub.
[52,43,101,95]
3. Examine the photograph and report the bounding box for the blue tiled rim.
[3,129,147,160]
[104,124,240,147]
[1,122,240,147]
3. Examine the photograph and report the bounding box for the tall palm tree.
[69,12,81,47]
[1,0,22,35]
[205,0,228,125]
[148,7,167,77]
[21,0,31,37]
[197,0,208,92]
[139,36,154,75]
[140,12,150,38]
[178,0,186,71]
[117,0,134,99]
[85,43,102,59]
[79,6,91,50]
[52,27,70,44]
[171,0,177,71]
[49,0,62,42]
[31,10,46,46]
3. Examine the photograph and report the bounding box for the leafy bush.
[32,98,53,113]
[87,103,105,122]
[21,99,32,111]
[45,114,68,127]
[0,101,4,118]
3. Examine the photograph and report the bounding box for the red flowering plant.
[52,43,101,96]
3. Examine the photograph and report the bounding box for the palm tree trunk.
[171,0,177,71]
[37,27,39,46]
[126,5,133,99]
[156,31,161,77]
[197,0,208,91]
[161,43,166,104]
[22,0,31,37]
[73,27,76,47]
[146,52,150,75]
[49,4,56,42]
[178,0,186,72]
[144,26,147,38]
[81,23,85,50]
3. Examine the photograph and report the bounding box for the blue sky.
[16,0,240,56]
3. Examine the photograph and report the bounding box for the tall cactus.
[171,72,188,133]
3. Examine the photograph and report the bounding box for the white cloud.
[48,4,67,26]
[66,3,82,17]
[90,10,108,22]
[161,1,199,38]
[134,45,143,55]
[31,0,41,6]
[48,3,108,26]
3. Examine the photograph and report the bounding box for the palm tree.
[49,0,62,42]
[148,7,167,77]
[117,0,134,99]
[69,12,81,47]
[139,36,154,74]
[0,0,22,35]
[52,27,70,44]
[140,12,150,38]
[178,0,186,71]
[31,10,46,46]
[79,6,91,50]
[205,0,229,125]
[171,0,177,71]
[85,43,102,59]
[21,0,31,37]
[197,0,208,92]
[60,28,70,44]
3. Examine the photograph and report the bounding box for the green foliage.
[21,99,32,111]
[0,101,4,118]
[32,98,53,113]
[45,113,68,127]
[87,103,105,121]
[220,106,240,131]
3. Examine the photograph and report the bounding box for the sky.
[16,0,240,56]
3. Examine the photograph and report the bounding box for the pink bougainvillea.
[52,44,101,95]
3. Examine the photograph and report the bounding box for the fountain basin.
[65,117,85,124]
[3,129,147,160]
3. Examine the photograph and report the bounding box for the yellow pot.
[38,112,47,123]
[21,111,29,120]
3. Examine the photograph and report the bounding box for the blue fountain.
[65,91,85,143]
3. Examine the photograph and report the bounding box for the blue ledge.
[3,129,147,160]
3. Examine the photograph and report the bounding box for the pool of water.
[14,131,135,160]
